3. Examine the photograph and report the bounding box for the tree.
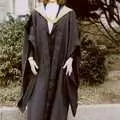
[66,0,120,36]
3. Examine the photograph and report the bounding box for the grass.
[0,82,20,106]
[78,54,120,104]
[78,76,120,105]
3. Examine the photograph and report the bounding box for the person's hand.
[28,57,39,76]
[63,57,73,76]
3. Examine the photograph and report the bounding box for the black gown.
[17,4,81,120]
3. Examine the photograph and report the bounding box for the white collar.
[34,4,73,24]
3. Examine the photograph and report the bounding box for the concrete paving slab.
[0,107,26,120]
[68,104,120,120]
[0,104,120,120]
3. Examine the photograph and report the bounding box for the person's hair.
[43,0,66,5]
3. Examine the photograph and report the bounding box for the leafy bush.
[0,19,25,86]
[78,21,120,85]
[79,35,107,85]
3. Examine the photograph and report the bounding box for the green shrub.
[0,19,25,86]
[79,35,107,85]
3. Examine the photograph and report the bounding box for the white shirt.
[45,2,59,33]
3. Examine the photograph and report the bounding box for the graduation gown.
[17,4,80,120]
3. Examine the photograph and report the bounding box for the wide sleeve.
[67,10,81,59]
[22,12,36,77]
[17,11,36,112]
[70,46,80,59]
[65,10,81,116]
[21,14,32,76]
[28,25,35,58]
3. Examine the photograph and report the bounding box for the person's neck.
[48,1,57,4]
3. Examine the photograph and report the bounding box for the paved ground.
[0,104,120,120]
[68,104,120,120]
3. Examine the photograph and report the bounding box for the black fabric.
[17,6,81,120]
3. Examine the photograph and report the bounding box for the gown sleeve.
[70,46,80,59]
[69,13,81,59]
[28,25,34,58]
[17,11,36,112]
[67,10,81,59]
[64,10,81,116]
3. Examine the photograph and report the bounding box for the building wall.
[15,0,29,16]
[0,0,9,22]
[0,0,37,22]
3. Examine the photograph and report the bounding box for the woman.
[17,0,81,120]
